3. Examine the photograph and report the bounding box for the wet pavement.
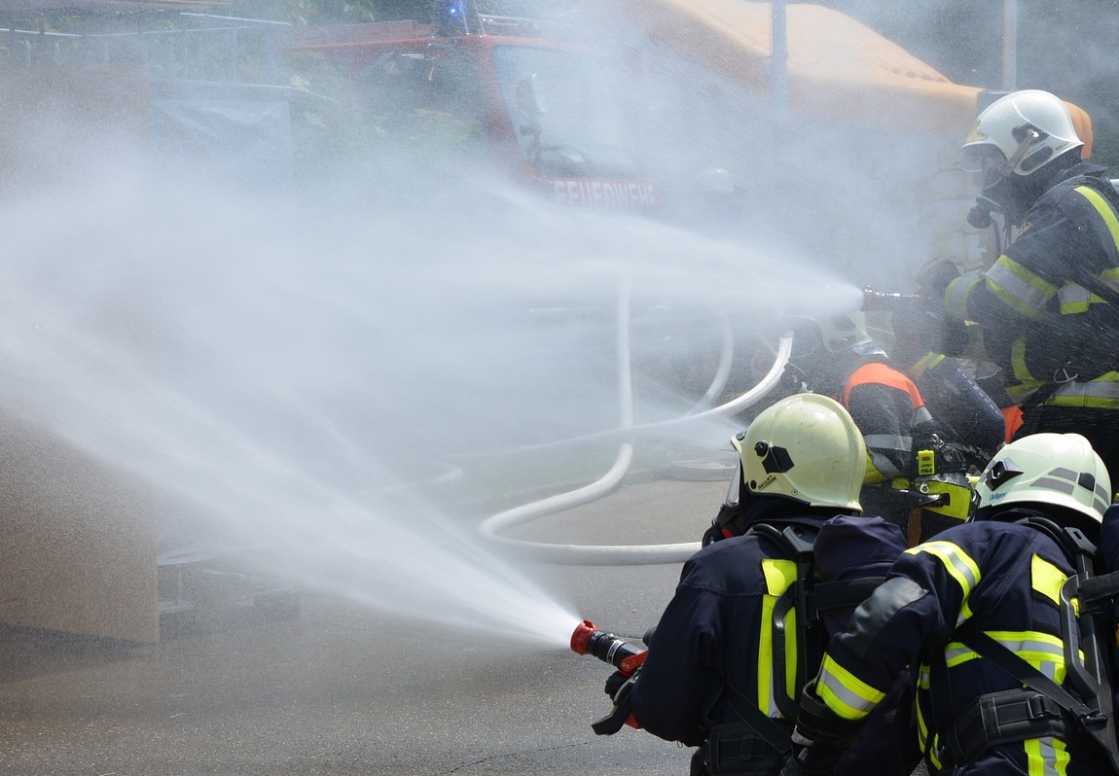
[0,475,728,775]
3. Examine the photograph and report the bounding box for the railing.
[0,12,290,84]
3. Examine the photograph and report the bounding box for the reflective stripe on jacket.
[947,170,1119,407]
[809,521,1106,776]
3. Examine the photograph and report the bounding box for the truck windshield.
[491,44,643,179]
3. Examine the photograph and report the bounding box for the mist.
[0,1,966,650]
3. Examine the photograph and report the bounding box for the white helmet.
[818,311,876,354]
[960,90,1083,181]
[735,393,866,511]
[788,311,882,358]
[974,433,1111,526]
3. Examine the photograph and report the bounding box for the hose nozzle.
[570,619,647,676]
[863,286,921,313]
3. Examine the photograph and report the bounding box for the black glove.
[592,674,638,736]
[604,670,629,700]
[780,728,842,776]
[780,682,862,776]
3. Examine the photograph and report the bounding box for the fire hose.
[476,279,793,565]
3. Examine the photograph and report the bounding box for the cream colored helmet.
[974,433,1110,526]
[734,393,866,511]
[818,311,874,353]
[960,90,1083,181]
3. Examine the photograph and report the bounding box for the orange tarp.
[594,0,1092,155]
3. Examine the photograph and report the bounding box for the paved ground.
[0,473,731,776]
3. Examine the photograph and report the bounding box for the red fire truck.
[288,0,658,213]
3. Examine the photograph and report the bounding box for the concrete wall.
[0,64,158,643]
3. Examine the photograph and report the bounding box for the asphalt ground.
[0,474,731,776]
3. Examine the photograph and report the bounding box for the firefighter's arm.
[947,208,1069,327]
[629,578,719,744]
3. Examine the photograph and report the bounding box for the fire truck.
[288,0,658,213]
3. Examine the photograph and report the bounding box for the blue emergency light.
[434,0,470,36]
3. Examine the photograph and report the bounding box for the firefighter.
[889,304,1006,463]
[781,311,973,543]
[781,432,1116,776]
[928,89,1119,487]
[620,394,916,776]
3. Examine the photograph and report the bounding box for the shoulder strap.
[955,623,1095,719]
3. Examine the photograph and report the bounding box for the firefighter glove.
[605,668,640,701]
[780,682,861,776]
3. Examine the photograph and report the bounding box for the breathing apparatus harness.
[934,516,1119,773]
[697,521,886,773]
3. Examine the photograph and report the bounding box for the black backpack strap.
[812,577,886,613]
[1078,570,1119,612]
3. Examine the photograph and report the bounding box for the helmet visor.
[958,144,1007,174]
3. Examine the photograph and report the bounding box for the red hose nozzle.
[570,618,648,676]
[571,619,598,656]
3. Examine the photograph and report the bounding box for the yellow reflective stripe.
[816,653,886,721]
[1102,266,1119,296]
[1031,554,1068,607]
[762,558,797,596]
[1057,283,1100,314]
[928,736,943,772]
[986,256,1057,319]
[914,661,940,765]
[1047,372,1119,411]
[944,630,1068,683]
[1006,333,1045,401]
[905,541,981,604]
[758,558,798,716]
[915,697,929,752]
[1026,735,1070,776]
[1075,185,1119,252]
[986,631,1067,681]
[909,351,945,380]
[863,451,889,484]
[945,274,980,320]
